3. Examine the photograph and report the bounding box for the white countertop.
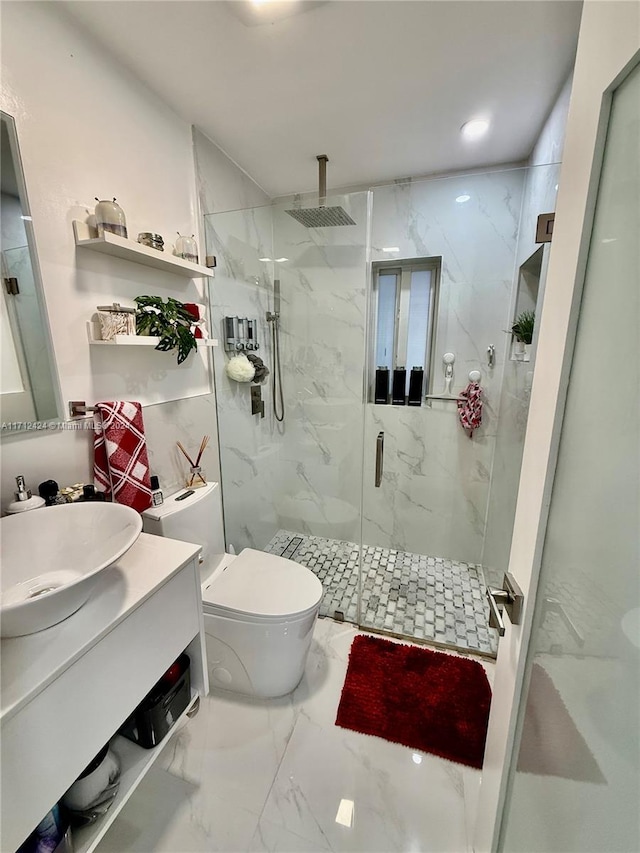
[0,533,201,724]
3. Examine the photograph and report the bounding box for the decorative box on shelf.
[86,321,218,348]
[73,221,214,280]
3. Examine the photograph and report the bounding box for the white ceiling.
[62,0,582,197]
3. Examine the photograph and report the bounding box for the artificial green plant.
[135,295,197,364]
[511,310,535,345]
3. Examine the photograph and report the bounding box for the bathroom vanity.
[0,533,208,852]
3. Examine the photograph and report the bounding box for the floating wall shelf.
[73,221,214,279]
[86,322,218,348]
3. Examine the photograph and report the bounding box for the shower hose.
[271,320,285,423]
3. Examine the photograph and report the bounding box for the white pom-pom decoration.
[225,354,256,383]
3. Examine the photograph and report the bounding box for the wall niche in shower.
[510,245,546,362]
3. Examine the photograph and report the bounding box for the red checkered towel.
[457,382,483,439]
[94,401,152,512]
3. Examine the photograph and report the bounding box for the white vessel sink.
[1,502,142,638]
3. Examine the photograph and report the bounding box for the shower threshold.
[265,529,498,658]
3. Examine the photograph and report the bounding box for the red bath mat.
[335,634,492,768]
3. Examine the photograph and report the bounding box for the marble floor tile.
[247,817,332,853]
[96,765,261,853]
[97,618,493,853]
[259,715,468,853]
[157,688,298,816]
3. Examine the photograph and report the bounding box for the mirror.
[1,111,60,431]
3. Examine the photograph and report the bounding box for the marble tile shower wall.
[205,206,282,552]
[271,193,369,545]
[482,163,562,587]
[364,171,525,564]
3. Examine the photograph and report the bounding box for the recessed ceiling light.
[412,753,423,765]
[461,119,490,141]
[275,257,288,263]
[335,798,354,828]
[226,0,326,27]
[382,247,400,253]
[455,195,471,204]
[259,257,272,262]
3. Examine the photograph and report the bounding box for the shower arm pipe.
[317,155,328,207]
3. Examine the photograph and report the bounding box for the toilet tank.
[142,482,225,580]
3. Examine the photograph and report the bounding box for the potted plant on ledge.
[135,296,198,364]
[511,310,535,361]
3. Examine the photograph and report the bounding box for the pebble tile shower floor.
[265,530,497,656]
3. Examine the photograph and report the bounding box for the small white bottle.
[150,475,164,507]
[6,475,46,514]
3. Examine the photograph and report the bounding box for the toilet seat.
[202,548,323,621]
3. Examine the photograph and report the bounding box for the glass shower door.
[359,167,536,656]
[264,192,370,622]
[205,192,371,626]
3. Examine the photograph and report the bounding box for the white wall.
[0,3,262,509]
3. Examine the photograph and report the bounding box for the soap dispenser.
[6,476,46,514]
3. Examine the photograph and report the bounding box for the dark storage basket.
[119,654,191,749]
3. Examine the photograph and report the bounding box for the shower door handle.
[375,431,384,487]
[486,573,524,636]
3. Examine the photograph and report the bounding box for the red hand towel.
[457,382,483,439]
[94,401,152,512]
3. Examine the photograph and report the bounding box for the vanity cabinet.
[0,533,208,853]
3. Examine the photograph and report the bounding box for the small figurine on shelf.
[94,198,127,238]
[174,233,198,264]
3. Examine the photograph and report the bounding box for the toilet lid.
[203,548,323,618]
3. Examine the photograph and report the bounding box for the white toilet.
[142,483,323,698]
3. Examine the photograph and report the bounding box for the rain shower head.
[285,155,356,228]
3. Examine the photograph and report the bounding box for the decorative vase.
[94,198,127,239]
[174,233,198,264]
[513,340,526,360]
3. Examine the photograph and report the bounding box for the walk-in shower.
[205,162,560,658]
